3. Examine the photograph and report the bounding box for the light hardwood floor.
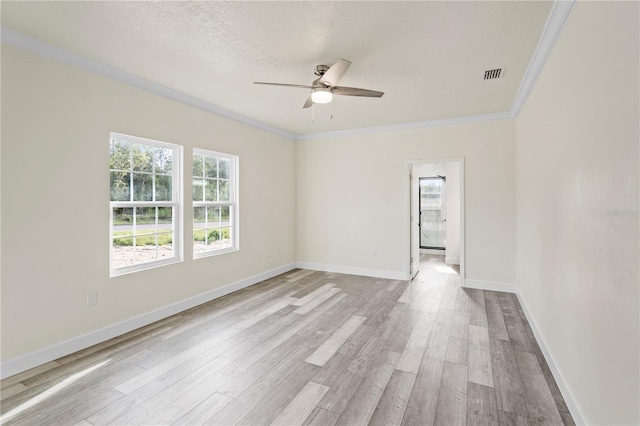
[0,256,574,425]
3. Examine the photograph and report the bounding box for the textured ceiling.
[1,1,553,136]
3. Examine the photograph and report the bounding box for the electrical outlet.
[87,291,97,307]
[372,248,377,257]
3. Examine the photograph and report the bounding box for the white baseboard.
[515,292,588,425]
[296,262,406,281]
[445,256,460,265]
[463,279,515,293]
[0,263,296,379]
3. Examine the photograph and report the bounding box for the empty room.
[1,1,638,425]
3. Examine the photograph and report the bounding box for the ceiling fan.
[254,59,384,109]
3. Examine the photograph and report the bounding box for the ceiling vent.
[484,68,503,80]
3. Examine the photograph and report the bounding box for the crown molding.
[0,27,297,141]
[511,0,576,115]
[1,0,574,141]
[295,111,515,141]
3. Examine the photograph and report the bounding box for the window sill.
[193,246,238,260]
[110,256,183,278]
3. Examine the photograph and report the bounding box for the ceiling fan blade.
[254,82,314,89]
[319,59,351,87]
[333,86,384,97]
[303,96,313,109]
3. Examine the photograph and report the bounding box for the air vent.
[484,68,503,80]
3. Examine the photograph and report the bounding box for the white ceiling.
[1,1,553,136]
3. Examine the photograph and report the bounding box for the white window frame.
[109,132,183,277]
[192,148,239,259]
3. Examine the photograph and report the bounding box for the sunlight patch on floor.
[434,264,458,274]
[0,359,110,423]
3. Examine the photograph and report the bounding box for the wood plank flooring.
[0,256,574,426]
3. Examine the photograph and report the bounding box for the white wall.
[1,46,297,362]
[515,2,639,424]
[296,120,516,284]
[445,161,460,265]
[413,162,445,178]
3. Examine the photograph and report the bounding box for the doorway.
[419,176,446,250]
[406,158,465,285]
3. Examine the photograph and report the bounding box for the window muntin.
[193,149,238,257]
[110,133,182,276]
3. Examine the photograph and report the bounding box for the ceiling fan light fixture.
[311,87,333,104]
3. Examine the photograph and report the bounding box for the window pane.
[207,206,221,226]
[193,178,204,201]
[208,228,220,241]
[136,206,155,225]
[220,206,230,223]
[132,144,153,172]
[207,228,221,251]
[113,207,134,236]
[133,173,153,201]
[194,206,206,230]
[110,171,131,201]
[219,227,232,249]
[194,205,208,255]
[154,147,173,175]
[219,180,230,202]
[157,232,174,260]
[110,140,131,170]
[135,207,155,236]
[134,236,157,262]
[205,156,217,178]
[112,236,134,268]
[204,179,217,202]
[193,231,207,255]
[193,154,204,178]
[155,175,172,201]
[158,207,172,227]
[219,158,230,179]
[134,233,156,248]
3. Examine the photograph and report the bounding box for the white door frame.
[409,164,420,280]
[404,157,465,286]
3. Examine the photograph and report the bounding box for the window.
[193,149,238,257]
[109,133,182,276]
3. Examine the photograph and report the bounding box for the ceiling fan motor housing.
[314,64,330,77]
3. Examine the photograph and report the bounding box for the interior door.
[410,165,420,279]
